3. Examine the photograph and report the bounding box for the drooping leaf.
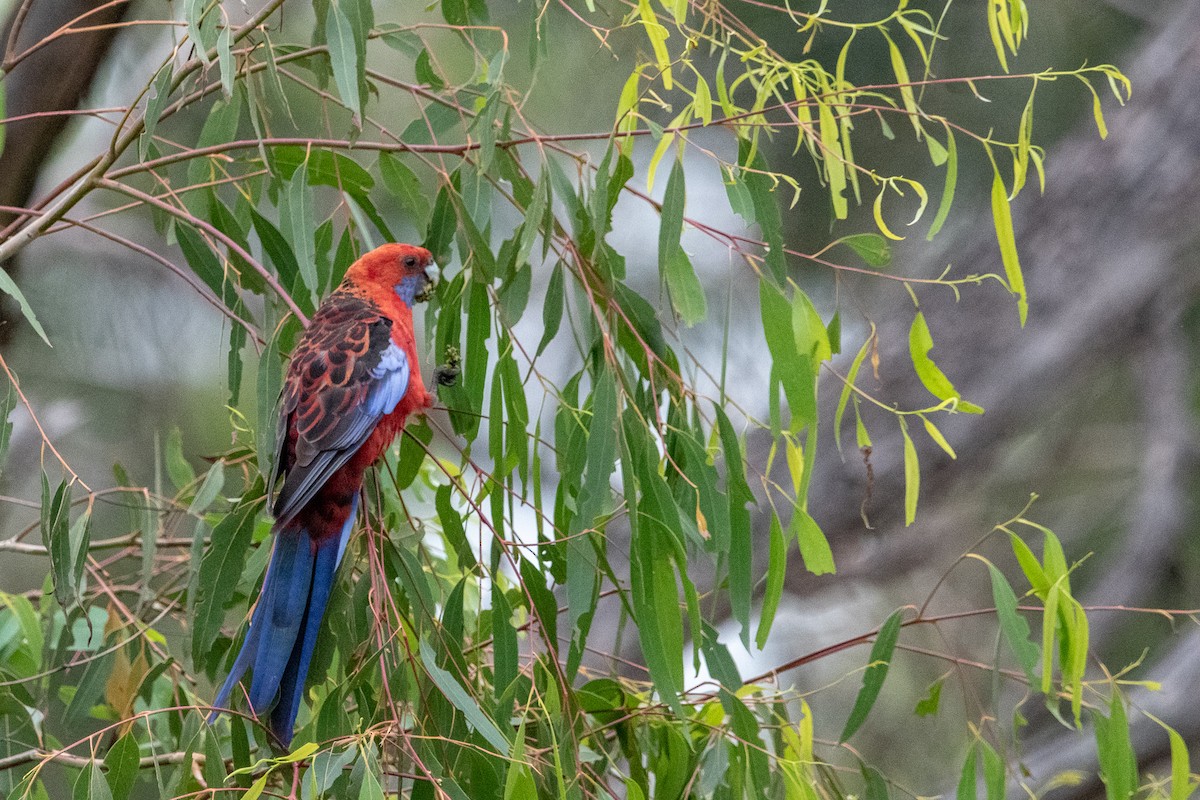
[900,419,919,525]
[40,475,81,609]
[103,732,140,798]
[191,493,264,670]
[840,609,903,741]
[325,0,372,124]
[755,513,788,649]
[839,233,892,268]
[1094,697,1137,800]
[927,126,958,240]
[909,311,984,413]
[991,171,1027,325]
[656,160,708,324]
[418,638,510,752]
[986,562,1039,687]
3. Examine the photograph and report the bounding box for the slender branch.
[0,0,289,267]
[0,748,200,771]
[95,178,306,324]
[0,349,90,491]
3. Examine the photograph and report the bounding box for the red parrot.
[209,243,438,746]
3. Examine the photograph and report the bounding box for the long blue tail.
[208,497,358,747]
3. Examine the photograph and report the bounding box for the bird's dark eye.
[403,255,417,268]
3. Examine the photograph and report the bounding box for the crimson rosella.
[209,243,438,746]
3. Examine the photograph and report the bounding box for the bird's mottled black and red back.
[271,293,397,525]
[270,243,436,528]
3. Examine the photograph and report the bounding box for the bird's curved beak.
[415,262,440,303]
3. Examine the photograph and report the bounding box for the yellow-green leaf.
[872,186,904,241]
[835,333,872,452]
[927,125,958,240]
[886,36,920,136]
[991,171,1027,325]
[922,417,956,459]
[639,0,673,89]
[908,311,984,413]
[900,419,919,525]
[791,508,835,575]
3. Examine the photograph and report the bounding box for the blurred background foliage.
[2,0,1195,799]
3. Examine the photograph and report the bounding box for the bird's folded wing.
[271,295,411,526]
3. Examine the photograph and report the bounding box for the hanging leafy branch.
[0,2,1171,800]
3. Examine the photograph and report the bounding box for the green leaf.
[760,281,815,430]
[915,678,943,717]
[281,159,317,302]
[0,264,49,345]
[358,766,385,800]
[138,66,173,160]
[394,422,431,491]
[103,732,140,798]
[740,141,786,282]
[40,474,80,609]
[269,147,375,196]
[418,638,510,752]
[986,562,1039,687]
[566,368,618,676]
[424,184,457,266]
[503,722,537,800]
[0,379,15,476]
[657,160,706,321]
[0,83,5,156]
[927,126,958,240]
[491,583,518,696]
[909,311,984,413]
[304,746,356,797]
[216,18,233,97]
[991,171,1027,325]
[791,508,834,575]
[755,513,788,649]
[325,0,369,124]
[981,740,1005,800]
[922,416,957,459]
[165,427,195,490]
[862,764,890,800]
[379,153,431,229]
[638,0,673,89]
[186,0,218,59]
[957,744,978,800]
[1095,696,1137,800]
[203,729,228,789]
[414,48,445,90]
[536,262,565,357]
[900,419,919,526]
[664,249,706,325]
[839,233,892,268]
[250,210,301,293]
[624,417,685,716]
[74,762,113,800]
[256,333,283,482]
[192,494,263,669]
[0,592,42,669]
[792,288,831,363]
[839,609,903,742]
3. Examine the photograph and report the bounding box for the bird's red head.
[344,243,438,306]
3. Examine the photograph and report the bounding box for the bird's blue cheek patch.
[395,275,422,306]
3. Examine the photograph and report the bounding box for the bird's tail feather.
[207,496,357,747]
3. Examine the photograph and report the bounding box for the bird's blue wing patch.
[366,342,411,417]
